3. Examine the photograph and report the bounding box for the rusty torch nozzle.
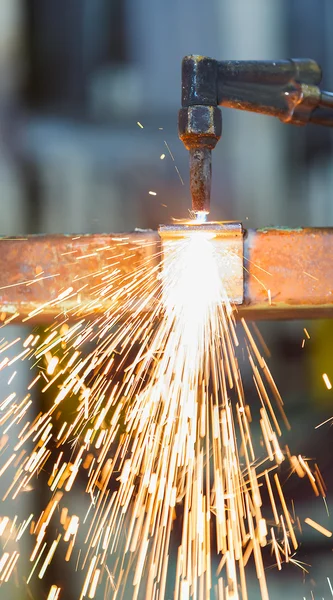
[178,105,221,216]
[189,147,212,214]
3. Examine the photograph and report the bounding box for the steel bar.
[0,233,160,324]
[242,227,333,320]
[0,228,332,322]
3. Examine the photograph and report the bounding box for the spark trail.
[0,229,325,599]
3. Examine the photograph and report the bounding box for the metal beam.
[242,227,333,319]
[0,233,160,324]
[0,228,331,323]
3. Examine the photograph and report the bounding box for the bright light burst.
[0,229,326,599]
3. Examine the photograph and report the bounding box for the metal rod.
[0,229,332,322]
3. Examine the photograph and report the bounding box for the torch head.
[178,56,222,216]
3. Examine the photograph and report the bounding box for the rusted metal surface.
[188,147,212,214]
[242,227,333,319]
[0,232,160,323]
[0,228,332,322]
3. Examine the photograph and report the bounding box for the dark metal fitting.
[289,58,322,85]
[181,55,219,107]
[282,82,321,125]
[178,105,222,150]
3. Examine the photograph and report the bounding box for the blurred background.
[0,0,333,599]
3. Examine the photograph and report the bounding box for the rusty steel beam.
[0,233,160,324]
[0,228,331,323]
[242,227,333,319]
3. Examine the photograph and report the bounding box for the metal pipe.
[217,59,322,86]
[0,229,332,322]
[181,56,325,123]
[217,59,323,122]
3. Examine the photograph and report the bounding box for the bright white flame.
[194,211,208,224]
[163,233,227,329]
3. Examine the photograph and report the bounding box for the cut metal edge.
[158,221,243,239]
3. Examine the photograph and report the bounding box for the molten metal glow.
[194,211,208,224]
[0,229,326,599]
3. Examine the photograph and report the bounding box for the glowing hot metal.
[159,221,244,305]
